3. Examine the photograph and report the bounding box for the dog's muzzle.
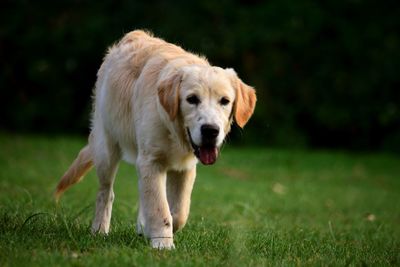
[187,128,219,165]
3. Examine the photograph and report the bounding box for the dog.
[55,30,256,249]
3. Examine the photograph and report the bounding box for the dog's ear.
[226,68,257,128]
[158,71,182,120]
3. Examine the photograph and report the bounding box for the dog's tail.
[55,145,94,202]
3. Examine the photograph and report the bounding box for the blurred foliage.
[1,0,399,151]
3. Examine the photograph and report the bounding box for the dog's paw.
[136,223,144,236]
[91,222,109,235]
[150,237,175,250]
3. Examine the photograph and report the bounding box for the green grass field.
[0,133,399,266]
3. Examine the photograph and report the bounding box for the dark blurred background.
[1,0,399,152]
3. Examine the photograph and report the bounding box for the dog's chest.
[168,152,197,171]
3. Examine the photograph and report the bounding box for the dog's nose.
[201,124,220,141]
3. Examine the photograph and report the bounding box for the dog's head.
[158,66,256,165]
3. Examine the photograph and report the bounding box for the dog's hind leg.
[167,167,196,232]
[90,131,121,234]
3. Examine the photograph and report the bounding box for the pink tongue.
[199,147,218,165]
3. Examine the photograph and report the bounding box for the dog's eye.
[220,97,230,106]
[186,95,200,105]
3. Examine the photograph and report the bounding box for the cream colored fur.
[55,30,256,249]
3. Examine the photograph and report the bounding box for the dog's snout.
[201,124,220,140]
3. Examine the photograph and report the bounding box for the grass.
[0,133,399,266]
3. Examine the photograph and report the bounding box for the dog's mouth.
[187,129,219,165]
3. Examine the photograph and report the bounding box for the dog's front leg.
[167,167,196,232]
[136,159,174,249]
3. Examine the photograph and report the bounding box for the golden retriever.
[55,30,256,249]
